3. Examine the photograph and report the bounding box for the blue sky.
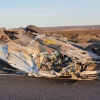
[0,0,100,28]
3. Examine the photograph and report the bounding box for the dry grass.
[44,30,100,43]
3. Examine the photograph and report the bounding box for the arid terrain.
[40,25,100,31]
[44,30,100,43]
[40,25,100,43]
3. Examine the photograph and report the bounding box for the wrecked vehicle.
[0,25,100,80]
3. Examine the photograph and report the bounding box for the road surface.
[0,75,100,100]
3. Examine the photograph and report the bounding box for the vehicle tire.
[26,25,43,33]
[85,43,100,55]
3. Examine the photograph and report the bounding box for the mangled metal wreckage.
[0,25,100,80]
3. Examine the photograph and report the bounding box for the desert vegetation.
[44,30,100,43]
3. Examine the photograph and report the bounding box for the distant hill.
[40,25,100,31]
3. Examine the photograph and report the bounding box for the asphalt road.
[0,75,100,100]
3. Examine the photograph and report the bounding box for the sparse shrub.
[76,35,100,43]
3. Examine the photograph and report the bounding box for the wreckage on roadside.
[0,25,100,80]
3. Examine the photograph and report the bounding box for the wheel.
[26,25,43,33]
[85,43,100,55]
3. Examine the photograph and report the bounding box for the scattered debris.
[0,25,100,80]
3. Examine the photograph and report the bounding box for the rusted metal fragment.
[0,27,3,38]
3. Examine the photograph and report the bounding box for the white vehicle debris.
[0,25,100,80]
